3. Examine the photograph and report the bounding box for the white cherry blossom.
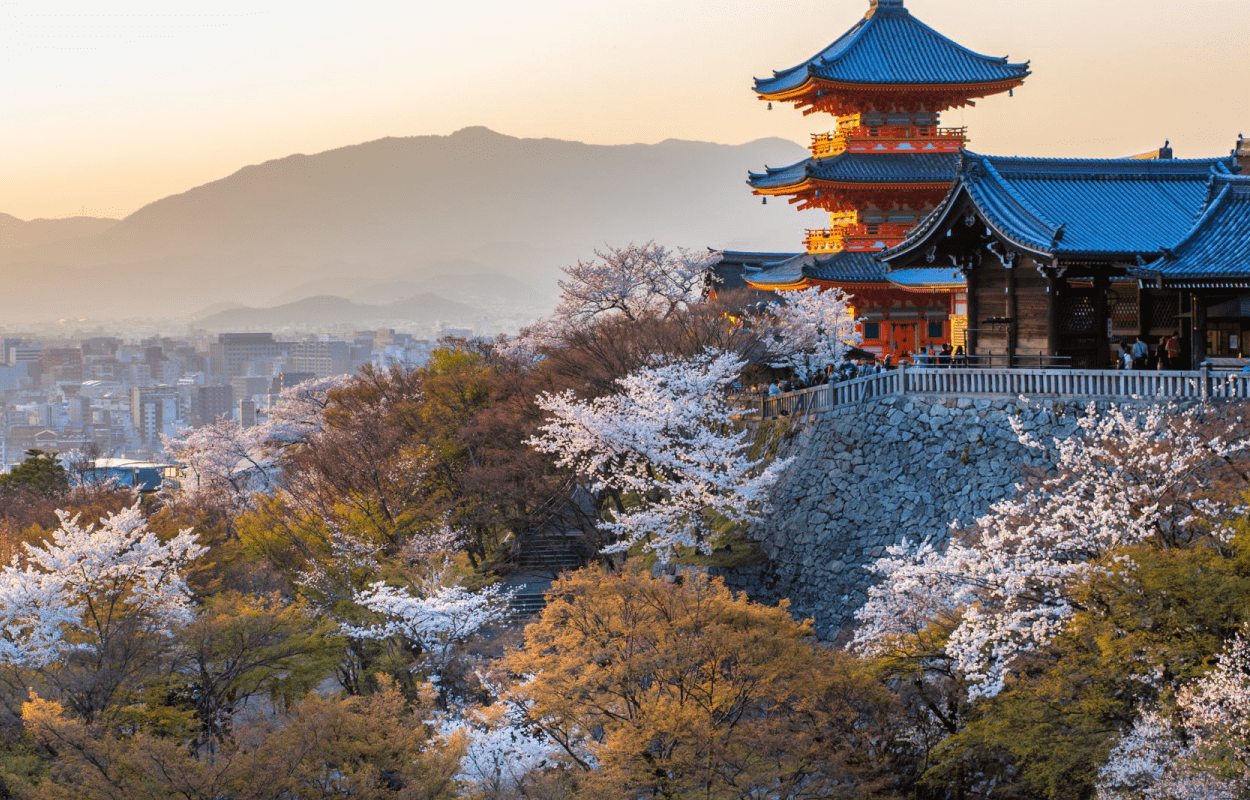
[755,285,862,379]
[855,402,1250,699]
[530,349,789,562]
[0,503,204,668]
[345,559,512,671]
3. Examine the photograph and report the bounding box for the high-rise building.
[210,333,278,380]
[194,384,234,425]
[288,340,351,379]
[130,386,180,446]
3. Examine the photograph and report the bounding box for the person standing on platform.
[1119,342,1134,370]
[1166,332,1182,370]
[1132,336,1149,370]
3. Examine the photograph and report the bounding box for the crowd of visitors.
[760,344,973,396]
[1118,332,1184,370]
[757,331,1201,400]
[757,332,1201,400]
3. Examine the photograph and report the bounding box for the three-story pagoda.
[743,0,1029,358]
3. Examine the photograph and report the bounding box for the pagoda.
[742,0,1029,358]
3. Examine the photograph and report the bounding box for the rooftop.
[749,151,958,192]
[1135,175,1250,285]
[755,0,1029,100]
[746,251,888,289]
[885,266,967,291]
[883,151,1240,263]
[709,250,800,292]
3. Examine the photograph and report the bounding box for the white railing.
[745,367,1250,420]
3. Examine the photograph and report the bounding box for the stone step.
[505,591,549,622]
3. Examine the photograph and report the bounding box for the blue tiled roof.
[748,252,887,286]
[756,1,1029,96]
[709,250,801,291]
[1137,175,1250,283]
[749,152,958,191]
[885,266,966,290]
[884,152,1240,262]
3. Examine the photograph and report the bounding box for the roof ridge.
[759,17,868,84]
[978,154,1232,168]
[1162,179,1236,260]
[972,154,1061,238]
[884,6,1030,72]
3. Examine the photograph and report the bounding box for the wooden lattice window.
[1059,295,1095,334]
[1111,295,1139,330]
[1149,293,1181,330]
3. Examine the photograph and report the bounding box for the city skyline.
[4,0,1244,221]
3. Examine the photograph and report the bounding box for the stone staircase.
[515,530,587,574]
[504,528,592,622]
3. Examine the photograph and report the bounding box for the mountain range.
[0,127,818,325]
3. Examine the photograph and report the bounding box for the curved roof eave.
[748,151,959,192]
[753,3,1029,97]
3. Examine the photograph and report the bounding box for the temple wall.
[1016,268,1050,354]
[722,396,1087,640]
[973,267,1009,354]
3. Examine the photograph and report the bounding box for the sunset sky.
[3,0,1244,221]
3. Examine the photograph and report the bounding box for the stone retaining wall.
[723,396,1088,640]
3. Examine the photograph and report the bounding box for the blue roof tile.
[883,152,1239,262]
[748,252,887,287]
[749,151,958,191]
[756,1,1029,96]
[709,250,801,291]
[1138,175,1250,283]
[885,266,967,290]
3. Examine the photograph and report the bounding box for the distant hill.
[269,268,548,308]
[195,293,475,330]
[0,128,818,322]
[0,214,117,250]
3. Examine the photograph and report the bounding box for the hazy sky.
[3,0,1244,221]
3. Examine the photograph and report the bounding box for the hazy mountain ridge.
[0,214,118,251]
[0,128,817,322]
[194,293,475,331]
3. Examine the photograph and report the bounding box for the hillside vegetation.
[2,246,1248,799]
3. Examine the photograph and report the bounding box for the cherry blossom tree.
[439,694,568,797]
[854,402,1250,699]
[497,242,719,364]
[530,349,788,562]
[555,241,716,325]
[163,375,348,515]
[260,374,350,445]
[757,285,861,379]
[1097,628,1250,799]
[0,503,205,720]
[1177,629,1250,782]
[164,416,276,514]
[344,554,512,674]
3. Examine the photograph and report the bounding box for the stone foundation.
[723,396,1087,639]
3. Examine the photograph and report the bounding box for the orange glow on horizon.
[3,0,1245,220]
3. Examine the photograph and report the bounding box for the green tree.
[18,678,463,800]
[503,567,901,799]
[0,450,68,499]
[179,592,342,744]
[917,529,1250,800]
